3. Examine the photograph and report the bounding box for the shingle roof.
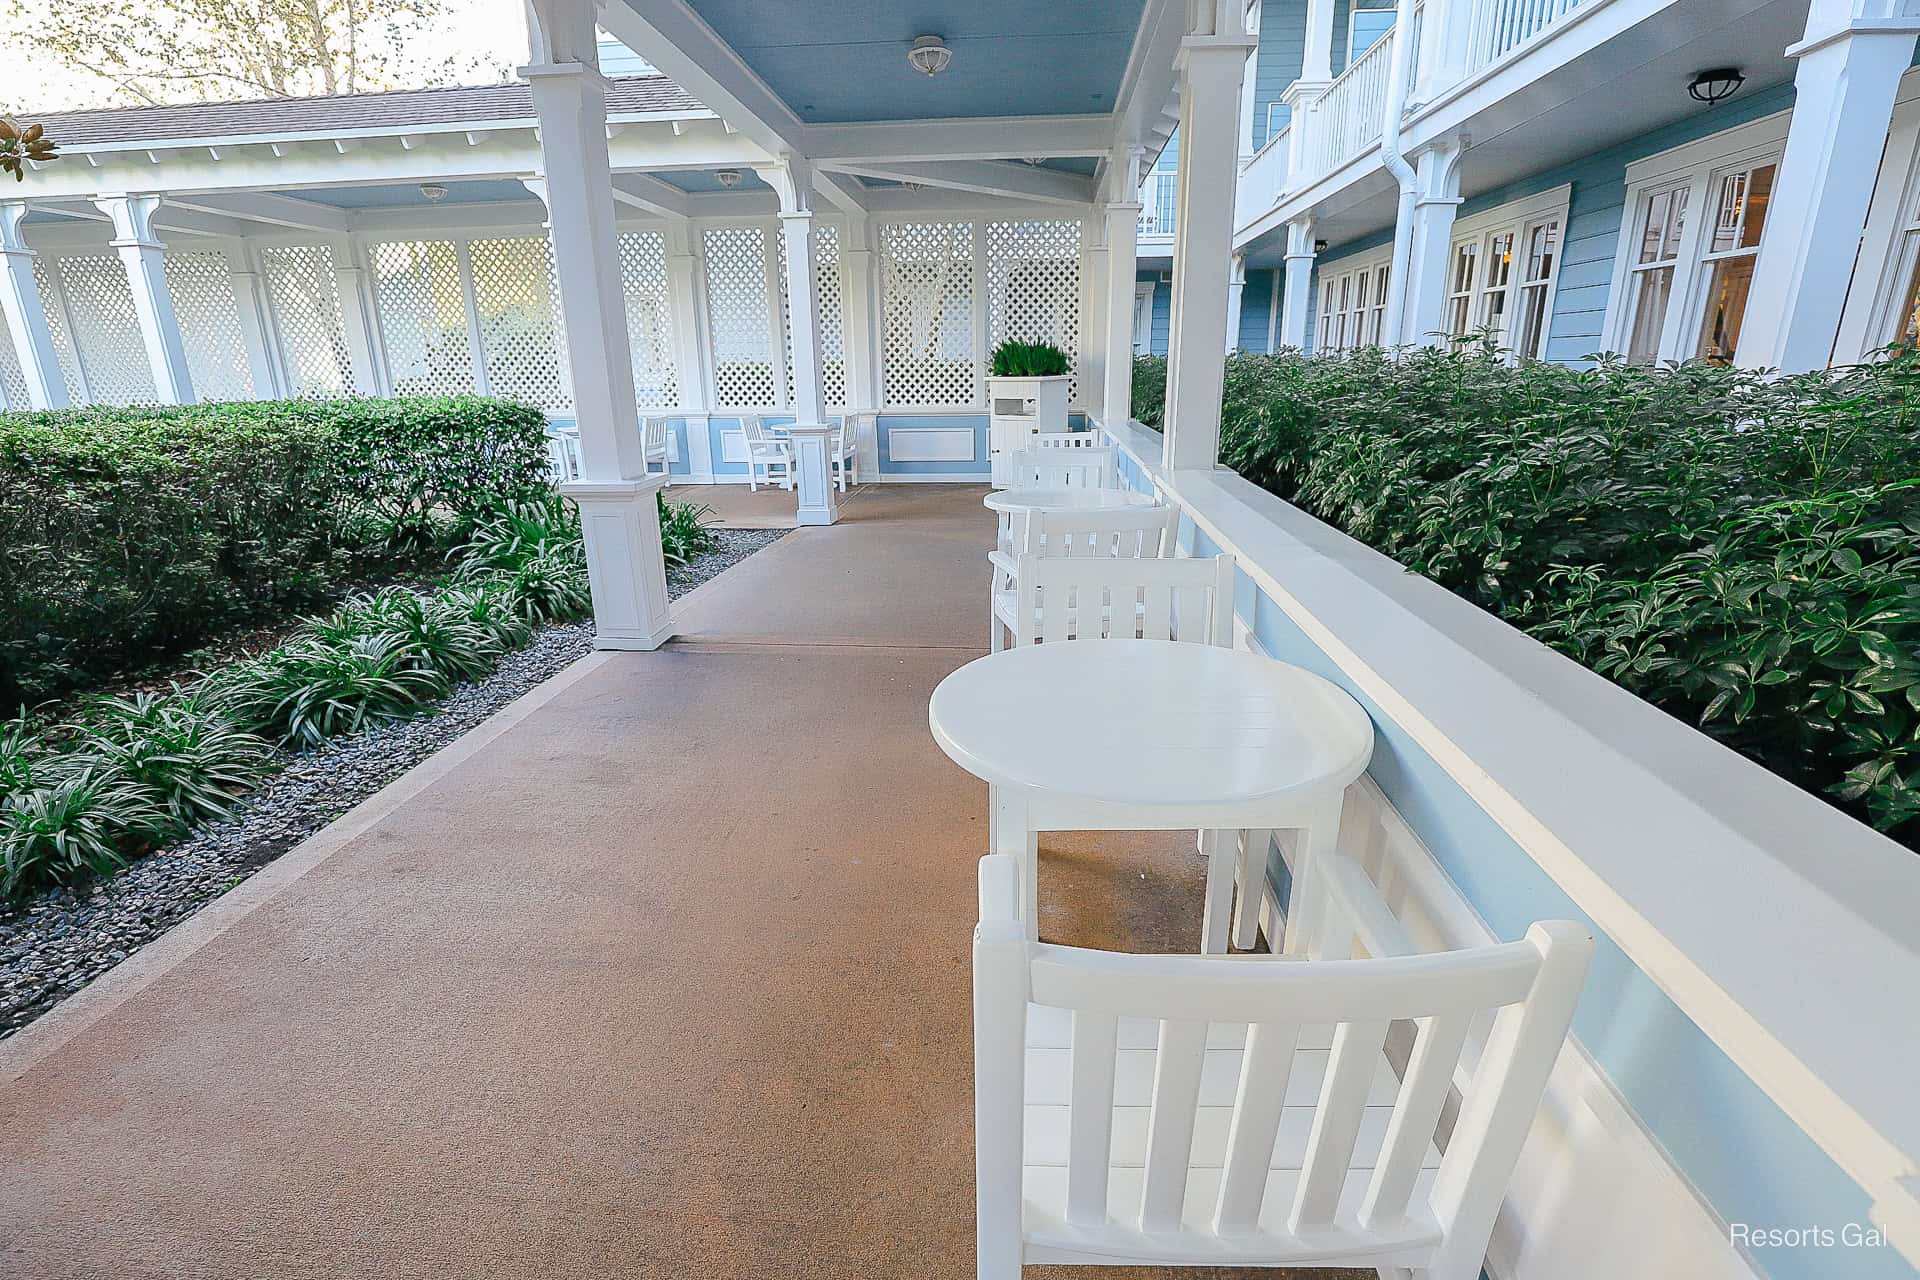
[29,77,706,148]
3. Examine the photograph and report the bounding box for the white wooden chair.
[831,418,859,491]
[1009,553,1233,648]
[547,426,583,482]
[641,415,673,477]
[739,415,795,491]
[989,507,1179,652]
[1008,447,1117,491]
[973,852,1592,1280]
[1031,431,1104,450]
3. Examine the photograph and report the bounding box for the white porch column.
[0,202,70,409]
[1737,0,1920,371]
[522,0,673,651]
[1302,0,1338,83]
[760,158,837,526]
[839,214,883,479]
[1224,252,1248,352]
[1398,138,1465,346]
[1281,216,1316,350]
[226,244,280,398]
[661,221,715,480]
[1162,5,1257,469]
[1081,211,1110,424]
[94,193,195,404]
[1100,152,1144,427]
[332,245,383,395]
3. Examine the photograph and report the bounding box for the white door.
[1133,283,1155,353]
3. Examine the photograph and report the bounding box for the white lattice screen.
[470,236,571,413]
[0,305,29,409]
[986,219,1082,399]
[164,251,253,402]
[32,258,82,403]
[777,221,845,408]
[52,254,156,406]
[702,225,777,408]
[880,221,977,408]
[370,240,475,398]
[618,230,679,408]
[261,244,355,398]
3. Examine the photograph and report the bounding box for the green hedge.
[0,396,553,704]
[1133,345,1920,847]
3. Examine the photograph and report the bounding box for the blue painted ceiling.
[291,178,537,208]
[652,168,770,192]
[685,0,1147,123]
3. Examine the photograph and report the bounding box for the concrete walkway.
[0,485,1362,1280]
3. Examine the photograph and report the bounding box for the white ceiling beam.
[823,159,1096,207]
[809,115,1114,164]
[609,170,690,218]
[813,169,867,215]
[597,0,808,158]
[1110,0,1187,164]
[164,190,351,234]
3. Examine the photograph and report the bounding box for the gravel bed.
[0,527,783,1039]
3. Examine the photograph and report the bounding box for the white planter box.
[987,374,1071,486]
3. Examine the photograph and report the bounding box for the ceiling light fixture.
[715,168,741,188]
[908,34,952,77]
[418,183,449,202]
[1687,67,1745,107]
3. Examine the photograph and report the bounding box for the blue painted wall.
[1252,0,1307,149]
[1106,440,1920,1280]
[876,412,990,476]
[1240,268,1279,350]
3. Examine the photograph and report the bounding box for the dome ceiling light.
[715,168,741,188]
[908,34,952,77]
[418,183,449,202]
[1687,67,1745,107]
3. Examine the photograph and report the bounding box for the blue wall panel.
[1253,0,1307,149]
[1239,268,1278,350]
[876,412,989,475]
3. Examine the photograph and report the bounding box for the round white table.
[983,486,1159,515]
[930,639,1374,951]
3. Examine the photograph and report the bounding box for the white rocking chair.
[988,507,1180,653]
[641,415,673,477]
[973,852,1592,1280]
[1007,447,1118,491]
[1007,553,1233,649]
[831,418,859,491]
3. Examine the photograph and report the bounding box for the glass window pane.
[1626,266,1673,363]
[1898,235,1920,346]
[1485,233,1514,290]
[1516,283,1550,358]
[1709,170,1748,254]
[1739,164,1774,249]
[1524,220,1558,283]
[1349,7,1396,57]
[1695,255,1757,364]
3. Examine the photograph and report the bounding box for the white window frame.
[1347,3,1397,65]
[1601,112,1790,365]
[1312,247,1393,354]
[1441,185,1571,359]
[1133,281,1156,353]
[1837,66,1920,362]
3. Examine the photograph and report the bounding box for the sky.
[0,0,532,115]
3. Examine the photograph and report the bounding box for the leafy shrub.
[658,491,718,566]
[76,692,274,833]
[1134,344,1920,846]
[0,396,555,704]
[236,634,450,749]
[990,340,1071,378]
[0,766,162,900]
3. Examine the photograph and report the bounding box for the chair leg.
[1233,828,1270,950]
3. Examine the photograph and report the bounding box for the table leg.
[1232,828,1271,950]
[990,785,1039,941]
[1281,791,1346,956]
[1199,829,1234,954]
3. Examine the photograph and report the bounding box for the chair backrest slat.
[1021,507,1177,562]
[1067,1009,1120,1226]
[1360,1010,1473,1229]
[1289,1017,1393,1230]
[1032,431,1103,449]
[1139,1017,1208,1232]
[1009,446,1117,491]
[1213,1018,1302,1235]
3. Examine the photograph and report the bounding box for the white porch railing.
[1297,27,1396,179]
[1465,0,1584,73]
[1236,125,1291,230]
[1138,171,1178,239]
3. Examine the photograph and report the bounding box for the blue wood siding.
[1252,0,1308,148]
[1239,268,1278,350]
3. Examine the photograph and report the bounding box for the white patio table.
[929,638,1374,952]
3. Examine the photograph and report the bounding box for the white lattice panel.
[164,251,253,402]
[0,304,29,409]
[702,225,777,408]
[987,219,1082,399]
[881,220,977,408]
[371,240,475,398]
[618,230,679,408]
[261,244,354,398]
[778,220,845,408]
[52,254,156,406]
[32,258,81,403]
[470,236,571,413]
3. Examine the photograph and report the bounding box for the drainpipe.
[1377,0,1421,348]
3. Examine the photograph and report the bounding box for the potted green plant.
[986,340,1072,486]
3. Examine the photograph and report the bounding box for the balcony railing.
[1297,26,1396,178]
[1138,171,1178,239]
[1236,125,1291,229]
[1466,0,1583,73]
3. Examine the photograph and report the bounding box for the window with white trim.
[1440,187,1568,358]
[1314,252,1391,354]
[1605,114,1787,365]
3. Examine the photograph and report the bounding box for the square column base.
[785,424,840,526]
[559,475,675,651]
